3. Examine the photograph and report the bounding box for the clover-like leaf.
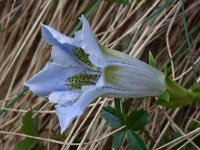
[15,138,37,150]
[126,109,149,131]
[22,109,38,136]
[112,130,126,150]
[127,130,148,150]
[102,106,123,128]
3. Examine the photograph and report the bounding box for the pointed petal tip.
[23,81,28,87]
[23,80,32,91]
[56,105,83,133]
[40,23,45,27]
[40,23,49,33]
[60,123,70,134]
[23,80,48,96]
[60,128,65,134]
[79,15,86,21]
[79,15,90,27]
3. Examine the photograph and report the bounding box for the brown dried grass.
[0,0,200,149]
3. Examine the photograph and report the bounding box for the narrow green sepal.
[159,90,170,102]
[149,51,157,69]
[155,97,186,108]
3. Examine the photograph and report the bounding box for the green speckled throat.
[66,74,100,90]
[73,48,93,66]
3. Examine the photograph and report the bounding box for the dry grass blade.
[0,0,200,149]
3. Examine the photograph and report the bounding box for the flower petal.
[101,46,157,70]
[79,16,155,70]
[49,90,82,106]
[104,65,164,97]
[73,30,82,47]
[56,104,83,133]
[51,46,79,67]
[56,85,109,133]
[24,62,94,96]
[80,16,107,67]
[41,24,74,49]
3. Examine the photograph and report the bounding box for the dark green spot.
[66,74,100,90]
[73,48,93,66]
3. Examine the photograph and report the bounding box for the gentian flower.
[24,16,164,133]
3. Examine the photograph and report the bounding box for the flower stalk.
[156,67,199,108]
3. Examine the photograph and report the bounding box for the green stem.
[162,70,195,107]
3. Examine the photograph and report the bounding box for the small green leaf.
[126,109,149,131]
[112,130,126,150]
[160,90,170,102]
[194,93,200,100]
[22,110,38,136]
[172,131,181,140]
[191,84,200,92]
[33,144,45,150]
[105,0,129,4]
[15,138,38,150]
[127,130,148,150]
[158,133,170,147]
[122,35,131,50]
[149,51,157,68]
[51,134,67,141]
[102,106,123,128]
[187,120,200,132]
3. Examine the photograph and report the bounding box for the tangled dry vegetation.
[0,0,200,149]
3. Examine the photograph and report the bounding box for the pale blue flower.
[24,16,164,133]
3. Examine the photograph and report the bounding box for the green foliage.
[105,0,129,4]
[122,36,131,50]
[191,84,200,93]
[158,132,180,150]
[149,51,157,69]
[112,130,126,150]
[187,120,200,132]
[102,99,149,149]
[15,138,38,150]
[22,110,38,136]
[51,134,67,141]
[15,110,43,150]
[126,109,149,131]
[127,130,148,150]
[161,90,170,102]
[102,106,123,128]
[157,90,170,102]
[155,66,197,108]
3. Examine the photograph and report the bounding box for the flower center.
[66,73,100,90]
